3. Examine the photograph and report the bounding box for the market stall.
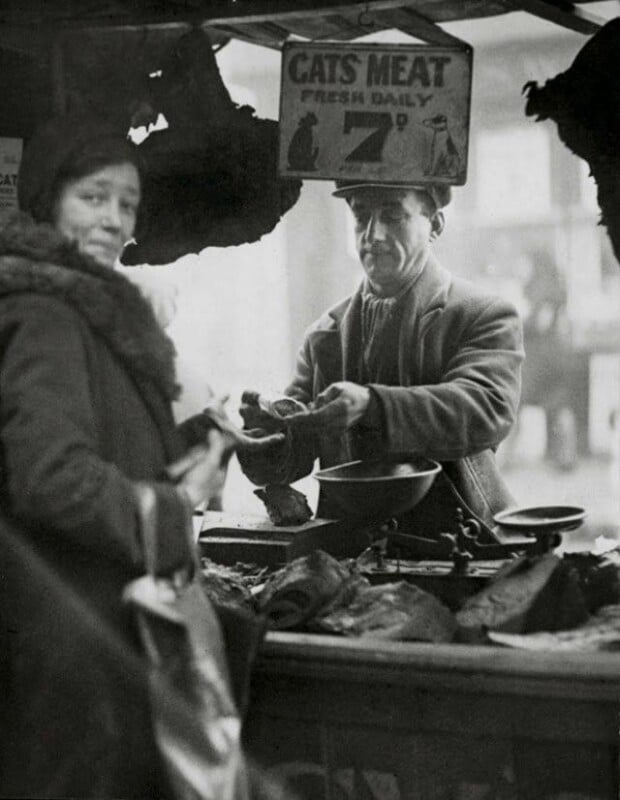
[1,4,619,800]
[199,467,620,800]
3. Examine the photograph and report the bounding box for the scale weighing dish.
[494,505,586,533]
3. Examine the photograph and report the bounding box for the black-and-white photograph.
[0,2,619,798]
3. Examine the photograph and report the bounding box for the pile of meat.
[257,551,457,643]
[203,551,456,643]
[201,549,620,648]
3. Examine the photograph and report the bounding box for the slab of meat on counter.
[201,548,616,647]
[563,551,620,612]
[257,550,457,642]
[254,484,313,526]
[314,581,457,643]
[456,553,589,641]
[258,550,351,629]
[201,558,268,612]
[488,604,620,651]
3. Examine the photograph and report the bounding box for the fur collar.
[0,211,179,400]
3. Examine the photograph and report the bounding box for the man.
[240,180,523,534]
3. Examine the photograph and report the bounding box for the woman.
[0,115,253,798]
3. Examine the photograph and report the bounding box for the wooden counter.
[245,633,620,799]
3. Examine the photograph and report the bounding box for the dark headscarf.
[18,115,142,225]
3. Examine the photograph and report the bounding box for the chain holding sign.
[278,42,472,186]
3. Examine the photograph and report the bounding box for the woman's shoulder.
[0,291,85,329]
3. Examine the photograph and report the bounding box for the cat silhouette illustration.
[287,112,320,171]
[423,113,461,177]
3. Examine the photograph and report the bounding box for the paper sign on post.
[278,42,472,185]
[0,137,22,211]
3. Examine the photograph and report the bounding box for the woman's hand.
[203,394,286,452]
[168,430,228,507]
[179,394,286,455]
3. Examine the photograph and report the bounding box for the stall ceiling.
[0,0,608,55]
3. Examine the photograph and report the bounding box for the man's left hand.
[287,381,370,436]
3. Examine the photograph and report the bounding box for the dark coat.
[241,254,523,532]
[0,212,194,798]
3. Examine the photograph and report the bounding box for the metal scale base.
[198,511,372,568]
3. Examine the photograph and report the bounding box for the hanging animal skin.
[523,19,620,263]
[122,29,301,264]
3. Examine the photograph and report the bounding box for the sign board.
[278,42,472,185]
[0,137,22,211]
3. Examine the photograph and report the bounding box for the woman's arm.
[0,296,191,574]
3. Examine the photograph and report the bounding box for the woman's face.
[54,162,141,269]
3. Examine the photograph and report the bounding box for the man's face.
[348,188,436,297]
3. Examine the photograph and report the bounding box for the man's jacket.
[242,253,524,533]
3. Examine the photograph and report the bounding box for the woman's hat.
[18,115,140,225]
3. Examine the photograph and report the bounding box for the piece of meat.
[456,553,588,640]
[315,581,456,643]
[254,484,313,527]
[265,396,307,419]
[200,560,256,612]
[563,552,620,613]
[489,605,620,652]
[314,572,371,617]
[258,550,351,629]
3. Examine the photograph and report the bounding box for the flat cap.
[332,179,451,209]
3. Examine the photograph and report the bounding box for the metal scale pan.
[493,504,587,551]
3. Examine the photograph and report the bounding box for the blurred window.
[578,158,599,214]
[476,126,551,223]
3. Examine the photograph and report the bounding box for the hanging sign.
[278,41,471,185]
[0,137,22,211]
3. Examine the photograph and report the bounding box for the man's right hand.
[239,390,286,432]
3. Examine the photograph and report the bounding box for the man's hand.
[239,390,286,433]
[232,427,287,454]
[287,382,371,436]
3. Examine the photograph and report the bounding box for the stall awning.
[0,0,608,57]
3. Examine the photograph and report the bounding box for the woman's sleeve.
[0,298,191,574]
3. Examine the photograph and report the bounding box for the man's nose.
[364,213,387,242]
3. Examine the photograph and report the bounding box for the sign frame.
[278,40,472,186]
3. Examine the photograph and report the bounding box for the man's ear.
[429,210,445,241]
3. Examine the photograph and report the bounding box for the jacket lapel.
[396,253,452,385]
[310,253,453,389]
[308,287,365,388]
[340,287,364,382]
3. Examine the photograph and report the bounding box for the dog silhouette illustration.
[287,112,319,171]
[423,113,461,177]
